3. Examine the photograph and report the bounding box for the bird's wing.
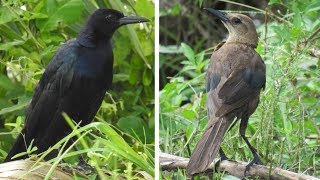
[216,53,266,117]
[24,40,78,140]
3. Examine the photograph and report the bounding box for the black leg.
[214,148,229,172]
[214,119,239,172]
[67,138,95,173]
[228,119,238,133]
[239,117,262,175]
[219,148,228,161]
[218,118,239,162]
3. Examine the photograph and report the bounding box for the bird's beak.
[204,8,229,23]
[119,16,149,25]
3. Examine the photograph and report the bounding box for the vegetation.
[160,0,319,179]
[0,0,154,179]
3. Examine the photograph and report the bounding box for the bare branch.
[160,152,319,180]
[0,160,74,179]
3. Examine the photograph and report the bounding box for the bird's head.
[87,8,149,35]
[204,8,258,47]
[78,9,149,47]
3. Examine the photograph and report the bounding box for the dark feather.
[4,9,138,162]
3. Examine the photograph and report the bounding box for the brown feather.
[186,116,233,175]
[186,10,266,176]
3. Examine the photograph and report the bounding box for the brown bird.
[186,8,266,176]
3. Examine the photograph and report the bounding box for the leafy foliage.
[0,0,154,178]
[160,0,320,179]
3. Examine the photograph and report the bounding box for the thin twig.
[300,27,320,46]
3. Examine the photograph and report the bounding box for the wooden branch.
[160,152,319,180]
[0,160,74,179]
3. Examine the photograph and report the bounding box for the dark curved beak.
[204,8,229,23]
[119,16,149,25]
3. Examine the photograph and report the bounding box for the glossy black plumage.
[5,9,148,162]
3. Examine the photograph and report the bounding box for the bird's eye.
[232,18,241,24]
[106,15,117,22]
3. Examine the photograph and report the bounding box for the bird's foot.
[75,157,95,174]
[244,155,263,176]
[214,153,229,172]
[219,150,229,161]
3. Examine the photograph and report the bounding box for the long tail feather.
[186,116,233,175]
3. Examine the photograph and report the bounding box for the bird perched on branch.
[5,9,149,162]
[186,8,266,176]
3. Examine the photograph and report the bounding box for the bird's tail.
[186,116,233,175]
[4,134,27,162]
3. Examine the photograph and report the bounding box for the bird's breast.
[74,47,113,78]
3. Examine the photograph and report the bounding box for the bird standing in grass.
[5,9,149,162]
[186,8,266,176]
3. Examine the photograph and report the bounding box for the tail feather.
[186,116,233,175]
[4,134,27,162]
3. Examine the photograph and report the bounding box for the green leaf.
[278,102,292,133]
[181,43,195,62]
[138,31,154,57]
[45,0,58,14]
[0,7,17,24]
[36,0,85,32]
[185,125,194,140]
[268,0,280,5]
[0,75,16,90]
[129,69,140,84]
[256,41,263,55]
[134,0,154,18]
[181,110,196,119]
[113,73,129,83]
[170,4,181,15]
[142,68,153,86]
[159,45,183,54]
[92,122,154,175]
[0,98,31,115]
[113,34,131,64]
[117,116,148,141]
[0,40,25,51]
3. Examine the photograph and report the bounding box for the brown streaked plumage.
[186,9,266,176]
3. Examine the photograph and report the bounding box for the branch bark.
[160,152,319,180]
[0,160,75,179]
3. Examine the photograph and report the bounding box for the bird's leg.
[219,120,238,161]
[219,148,228,161]
[214,148,229,172]
[239,117,262,175]
[75,153,95,173]
[67,138,95,173]
[217,118,239,163]
[214,119,239,172]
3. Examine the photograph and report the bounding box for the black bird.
[187,9,266,176]
[5,9,149,162]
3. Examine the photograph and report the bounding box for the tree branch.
[160,152,319,180]
[0,160,73,179]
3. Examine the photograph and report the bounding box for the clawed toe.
[214,158,224,172]
[244,156,263,175]
[214,152,229,172]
